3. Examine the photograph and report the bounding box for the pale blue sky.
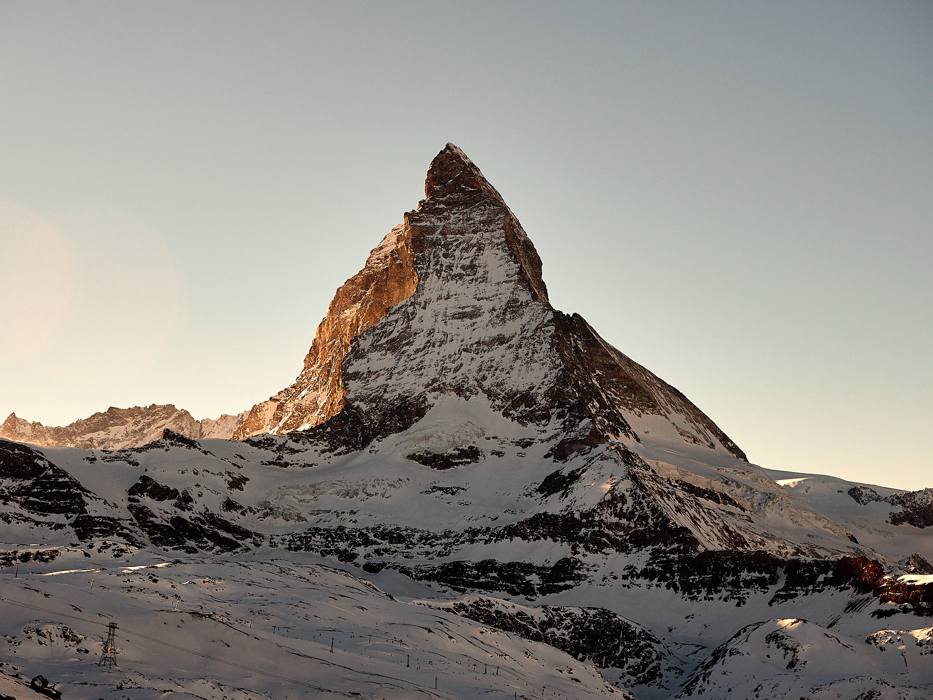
[1,2,931,489]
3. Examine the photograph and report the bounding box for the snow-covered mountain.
[233,144,746,464]
[0,405,247,450]
[1,144,929,699]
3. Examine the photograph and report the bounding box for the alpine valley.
[1,145,930,700]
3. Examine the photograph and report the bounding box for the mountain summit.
[234,143,745,465]
[424,142,509,205]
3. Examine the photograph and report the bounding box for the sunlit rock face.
[233,224,419,438]
[0,405,246,450]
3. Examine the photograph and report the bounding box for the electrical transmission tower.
[98,622,119,669]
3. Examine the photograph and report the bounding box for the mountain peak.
[236,144,743,463]
[424,142,504,205]
[1,413,25,432]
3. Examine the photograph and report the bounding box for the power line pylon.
[98,622,118,669]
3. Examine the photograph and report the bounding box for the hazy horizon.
[2,2,931,490]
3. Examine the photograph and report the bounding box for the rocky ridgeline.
[1,405,247,450]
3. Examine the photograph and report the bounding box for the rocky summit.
[1,144,930,699]
[235,143,745,461]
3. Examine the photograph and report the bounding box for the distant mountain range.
[2,405,246,449]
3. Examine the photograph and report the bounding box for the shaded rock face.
[1,406,246,450]
[553,313,747,458]
[236,143,745,462]
[126,503,254,554]
[442,597,675,689]
[0,440,92,520]
[1,438,255,554]
[849,485,933,528]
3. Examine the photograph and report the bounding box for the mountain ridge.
[0,404,247,450]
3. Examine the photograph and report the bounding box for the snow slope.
[1,554,627,699]
[764,467,933,562]
[680,617,932,699]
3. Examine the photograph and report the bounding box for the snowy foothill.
[0,553,628,699]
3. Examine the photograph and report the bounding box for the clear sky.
[1,2,931,489]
